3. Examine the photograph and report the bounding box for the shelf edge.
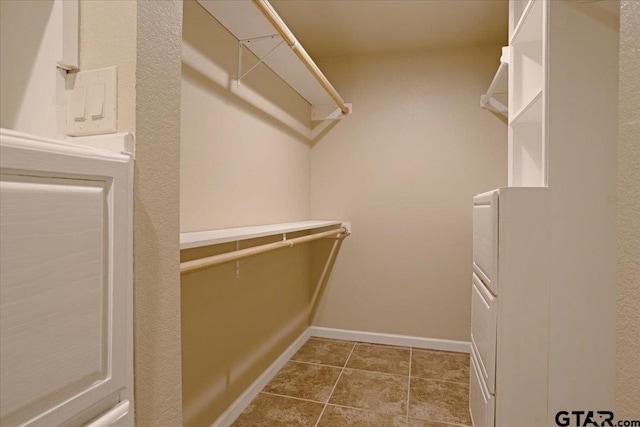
[180,220,345,249]
[510,89,543,125]
[510,0,542,45]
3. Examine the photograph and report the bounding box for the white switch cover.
[67,66,117,136]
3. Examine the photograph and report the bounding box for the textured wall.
[134,1,183,425]
[310,46,508,341]
[617,0,640,418]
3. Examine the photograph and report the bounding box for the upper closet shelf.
[180,220,348,250]
[197,0,352,121]
[480,46,509,116]
[510,0,543,45]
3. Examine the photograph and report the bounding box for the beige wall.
[617,0,640,418]
[80,0,136,134]
[180,2,313,425]
[180,0,311,232]
[0,0,137,139]
[181,235,312,426]
[310,46,508,341]
[0,0,66,138]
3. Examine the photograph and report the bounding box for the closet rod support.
[237,34,283,88]
[235,241,241,278]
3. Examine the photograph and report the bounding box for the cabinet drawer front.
[473,190,498,295]
[470,348,495,427]
[471,274,497,394]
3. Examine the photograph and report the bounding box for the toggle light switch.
[72,86,87,121]
[66,66,117,136]
[88,83,105,119]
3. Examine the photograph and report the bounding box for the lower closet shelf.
[180,220,351,275]
[180,220,348,249]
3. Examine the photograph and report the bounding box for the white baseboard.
[211,326,470,426]
[210,328,312,427]
[309,326,471,353]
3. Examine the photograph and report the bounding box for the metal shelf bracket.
[237,34,283,88]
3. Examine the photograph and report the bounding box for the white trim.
[66,133,134,157]
[210,328,313,427]
[309,326,471,354]
[84,400,129,427]
[0,128,130,163]
[58,0,79,71]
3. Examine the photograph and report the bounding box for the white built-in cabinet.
[470,188,550,427]
[0,129,134,427]
[471,0,619,425]
[508,0,545,187]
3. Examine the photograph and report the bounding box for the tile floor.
[232,337,472,426]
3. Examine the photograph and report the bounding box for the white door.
[0,129,133,427]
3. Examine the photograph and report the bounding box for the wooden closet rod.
[251,0,350,115]
[180,227,348,275]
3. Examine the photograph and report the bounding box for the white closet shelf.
[180,220,349,250]
[197,0,351,121]
[510,0,543,45]
[510,89,542,125]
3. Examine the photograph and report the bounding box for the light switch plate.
[66,66,117,136]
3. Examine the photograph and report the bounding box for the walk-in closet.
[0,1,637,426]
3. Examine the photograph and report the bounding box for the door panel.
[0,129,133,427]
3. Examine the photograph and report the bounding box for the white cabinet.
[472,190,498,295]
[470,273,496,394]
[508,0,545,187]
[477,0,618,424]
[0,129,133,427]
[469,349,495,427]
[470,188,550,427]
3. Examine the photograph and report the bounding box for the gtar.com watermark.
[555,411,640,427]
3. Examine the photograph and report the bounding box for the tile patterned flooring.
[232,337,472,426]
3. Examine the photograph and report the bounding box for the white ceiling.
[270,0,509,58]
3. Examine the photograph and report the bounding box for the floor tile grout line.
[259,391,325,405]
[288,359,348,370]
[288,359,411,379]
[259,391,434,423]
[313,341,357,427]
[407,346,412,417]
[323,402,409,419]
[354,341,411,350]
[411,376,471,386]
